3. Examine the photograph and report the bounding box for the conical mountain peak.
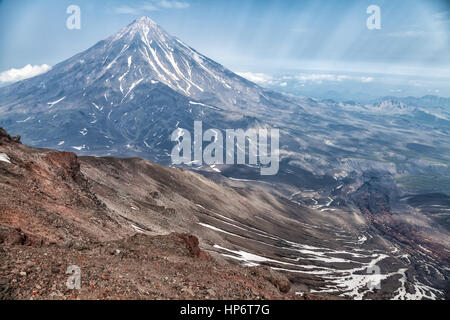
[110,16,169,44]
[129,16,159,28]
[0,16,261,125]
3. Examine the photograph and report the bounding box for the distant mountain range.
[376,95,450,108]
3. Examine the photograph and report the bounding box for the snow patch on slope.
[0,153,11,164]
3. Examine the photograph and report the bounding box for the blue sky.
[0,0,449,97]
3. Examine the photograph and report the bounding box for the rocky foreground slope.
[1,232,303,300]
[0,127,331,300]
[1,127,447,300]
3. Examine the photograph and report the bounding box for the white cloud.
[237,72,273,84]
[408,80,423,87]
[237,72,375,87]
[432,10,449,21]
[295,73,347,83]
[361,77,374,83]
[114,6,147,14]
[0,64,52,84]
[141,4,160,11]
[294,73,375,84]
[158,0,190,9]
[114,1,190,14]
[237,72,375,86]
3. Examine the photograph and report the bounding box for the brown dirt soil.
[0,127,333,300]
[0,232,329,300]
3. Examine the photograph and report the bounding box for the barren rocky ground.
[0,127,331,300]
[1,126,447,300]
[1,231,319,300]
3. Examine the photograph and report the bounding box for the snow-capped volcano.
[5,16,258,112]
[102,16,238,100]
[82,16,260,107]
[0,17,271,160]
